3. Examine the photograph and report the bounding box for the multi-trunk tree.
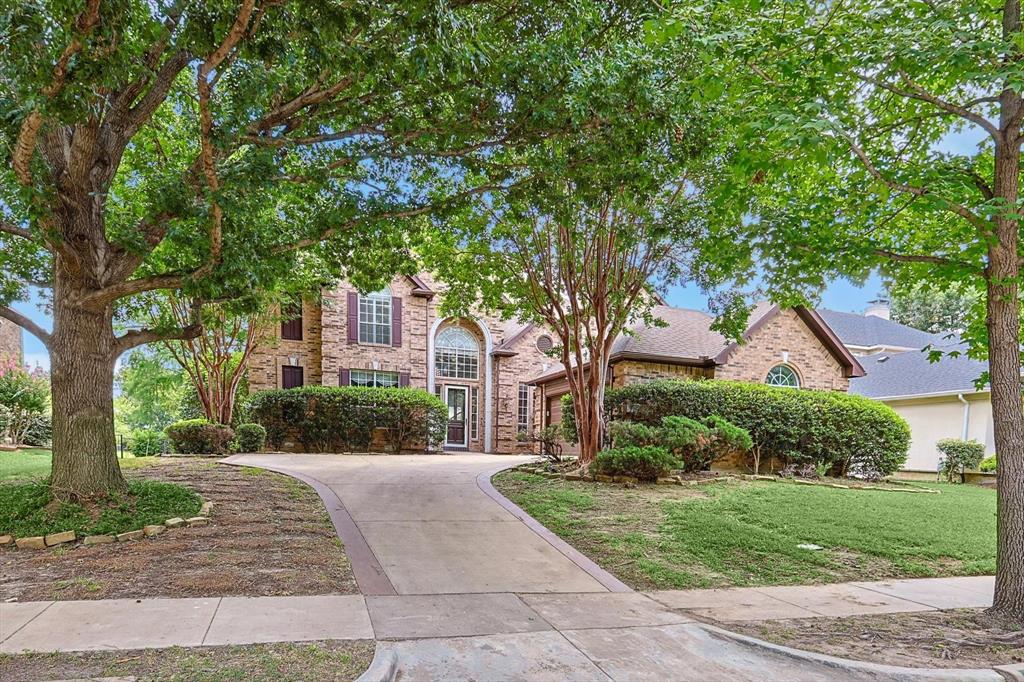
[656,0,1024,620]
[0,0,650,500]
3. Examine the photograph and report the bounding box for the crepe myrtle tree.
[0,0,649,500]
[652,0,1024,619]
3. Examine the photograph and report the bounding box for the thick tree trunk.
[49,287,127,501]
[988,93,1024,619]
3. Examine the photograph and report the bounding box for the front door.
[445,386,468,447]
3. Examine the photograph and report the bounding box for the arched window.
[359,288,392,345]
[435,326,479,379]
[765,364,800,388]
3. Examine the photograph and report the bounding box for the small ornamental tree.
[0,359,49,446]
[0,1,648,500]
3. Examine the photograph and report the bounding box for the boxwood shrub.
[234,423,267,453]
[247,386,447,453]
[165,419,235,455]
[563,379,910,477]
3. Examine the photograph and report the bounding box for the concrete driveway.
[225,453,617,595]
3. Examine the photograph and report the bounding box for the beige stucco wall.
[884,392,994,472]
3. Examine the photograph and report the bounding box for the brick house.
[528,302,864,454]
[248,273,558,453]
[0,318,23,365]
[250,279,863,454]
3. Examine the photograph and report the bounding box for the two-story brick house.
[249,277,863,454]
[248,273,558,453]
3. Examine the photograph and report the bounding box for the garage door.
[547,394,580,456]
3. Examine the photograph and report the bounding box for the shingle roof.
[816,309,944,350]
[610,305,728,362]
[849,343,988,399]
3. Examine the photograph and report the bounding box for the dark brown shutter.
[399,371,410,387]
[347,292,359,344]
[282,365,304,389]
[391,297,403,347]
[339,368,350,386]
[280,302,303,340]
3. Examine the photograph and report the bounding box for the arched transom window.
[435,326,479,380]
[359,288,392,345]
[765,364,800,388]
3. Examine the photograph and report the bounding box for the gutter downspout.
[957,393,970,440]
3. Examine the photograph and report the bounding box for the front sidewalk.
[0,576,996,654]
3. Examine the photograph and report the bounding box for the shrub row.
[162,420,266,455]
[564,379,910,477]
[608,415,752,473]
[247,386,447,453]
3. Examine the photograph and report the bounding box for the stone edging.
[520,466,940,494]
[476,460,633,593]
[0,499,214,551]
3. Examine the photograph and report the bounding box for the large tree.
[658,0,1024,619]
[0,0,646,500]
[890,282,982,335]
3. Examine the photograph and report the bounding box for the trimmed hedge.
[234,423,267,453]
[564,379,910,477]
[979,454,997,473]
[609,415,752,473]
[247,386,447,453]
[165,419,235,455]
[594,445,677,481]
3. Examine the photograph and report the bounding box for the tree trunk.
[49,287,127,501]
[987,90,1024,618]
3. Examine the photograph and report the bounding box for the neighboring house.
[820,302,993,475]
[0,318,23,365]
[248,273,557,454]
[528,302,865,455]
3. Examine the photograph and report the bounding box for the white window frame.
[349,369,400,388]
[435,326,479,380]
[517,383,531,434]
[765,364,800,388]
[359,288,392,346]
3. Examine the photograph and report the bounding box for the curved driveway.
[225,453,615,596]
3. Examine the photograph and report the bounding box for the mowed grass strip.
[492,471,996,591]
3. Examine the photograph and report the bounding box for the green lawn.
[0,451,199,538]
[493,471,997,590]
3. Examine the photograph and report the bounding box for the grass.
[493,471,997,590]
[0,448,152,482]
[0,640,375,681]
[0,475,202,538]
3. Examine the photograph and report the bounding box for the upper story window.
[765,364,800,388]
[280,302,303,340]
[435,326,479,380]
[359,288,392,345]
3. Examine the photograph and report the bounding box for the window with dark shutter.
[282,365,304,389]
[280,302,303,340]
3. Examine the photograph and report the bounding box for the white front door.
[445,386,468,447]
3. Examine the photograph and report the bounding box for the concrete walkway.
[223,453,625,595]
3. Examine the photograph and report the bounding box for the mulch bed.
[729,609,1024,669]
[0,640,375,682]
[0,459,358,601]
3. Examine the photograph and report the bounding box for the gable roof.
[815,309,943,350]
[850,343,988,399]
[528,302,864,384]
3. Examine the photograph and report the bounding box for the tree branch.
[79,273,187,309]
[115,321,203,355]
[0,220,32,240]
[0,306,51,348]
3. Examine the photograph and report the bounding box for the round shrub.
[129,429,166,457]
[234,423,267,453]
[979,454,997,473]
[564,379,910,477]
[594,445,678,481]
[165,419,235,455]
[937,438,986,481]
[247,387,446,453]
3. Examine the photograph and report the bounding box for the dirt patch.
[0,640,375,681]
[0,459,357,600]
[729,609,1024,669]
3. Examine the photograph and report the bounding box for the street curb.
[354,644,398,682]
[700,623,1005,681]
[476,460,632,593]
